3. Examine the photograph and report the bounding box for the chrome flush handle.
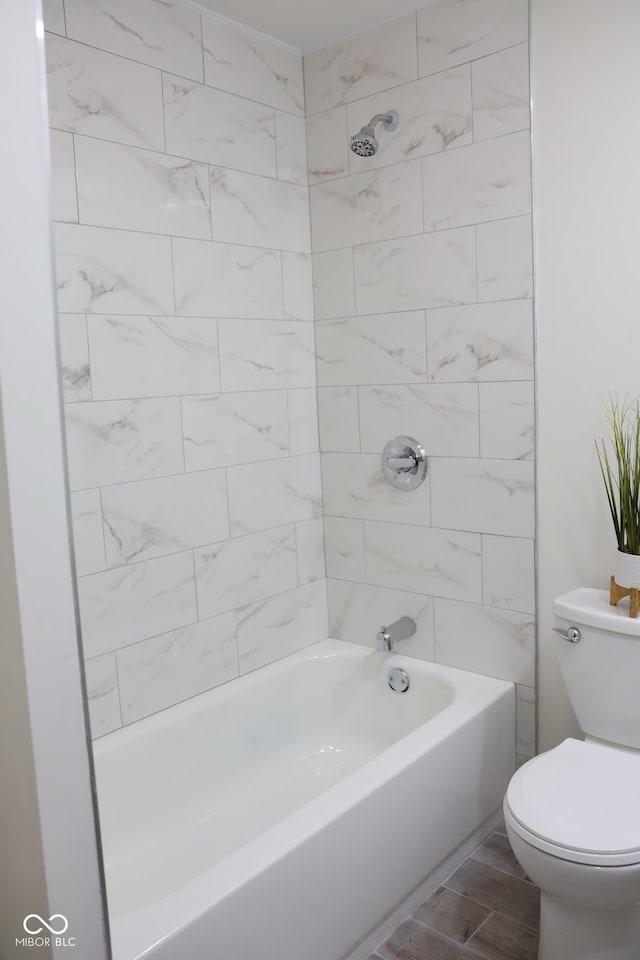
[552,626,581,643]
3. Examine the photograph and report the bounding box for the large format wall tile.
[479,381,535,460]
[324,517,365,581]
[318,387,360,453]
[347,66,472,174]
[354,228,476,314]
[202,17,304,116]
[88,315,220,400]
[431,458,535,538]
[78,551,197,658]
[296,518,326,584]
[472,43,530,142]
[65,398,183,490]
[75,137,211,239]
[306,108,349,184]
[173,239,282,319]
[50,130,78,223]
[218,319,316,391]
[517,685,536,758]
[163,74,277,177]
[316,313,427,386]
[434,598,535,685]
[358,383,479,457]
[282,253,314,323]
[54,223,174,315]
[210,168,310,252]
[482,535,535,614]
[476,215,533,301]
[65,0,203,80]
[228,454,322,536]
[310,162,423,252]
[312,249,355,320]
[71,489,106,577]
[288,389,319,455]
[304,13,418,115]
[275,111,308,185]
[117,614,238,724]
[43,0,66,36]
[58,314,91,402]
[417,0,528,76]
[195,526,298,618]
[328,579,434,660]
[84,654,121,738]
[364,521,482,602]
[426,300,534,382]
[237,581,327,673]
[182,391,289,470]
[101,470,229,566]
[322,453,430,525]
[46,34,165,151]
[422,131,531,231]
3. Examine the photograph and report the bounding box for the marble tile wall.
[305,0,535,763]
[45,0,326,739]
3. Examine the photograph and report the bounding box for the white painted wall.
[532,0,640,750]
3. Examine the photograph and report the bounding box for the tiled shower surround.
[46,0,326,736]
[307,0,536,764]
[47,0,535,759]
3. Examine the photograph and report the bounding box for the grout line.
[469,59,475,144]
[69,450,320,496]
[62,187,312,256]
[214,318,223,392]
[305,125,528,189]
[111,650,125,731]
[191,549,200,621]
[278,248,287,319]
[95,486,109,570]
[473,223,480,302]
[178,394,187,473]
[80,313,93,401]
[199,14,206,85]
[55,292,533,324]
[222,466,232,540]
[304,39,529,117]
[159,72,168,154]
[65,132,81,228]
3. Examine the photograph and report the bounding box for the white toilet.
[504,588,640,960]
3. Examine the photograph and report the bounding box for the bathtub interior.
[94,640,457,915]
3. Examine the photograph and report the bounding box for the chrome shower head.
[349,110,399,158]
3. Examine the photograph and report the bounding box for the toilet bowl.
[504,589,640,959]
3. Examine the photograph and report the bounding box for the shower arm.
[369,113,393,128]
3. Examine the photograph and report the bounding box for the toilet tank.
[554,588,640,749]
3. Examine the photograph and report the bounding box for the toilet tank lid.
[554,587,640,636]
[507,739,640,861]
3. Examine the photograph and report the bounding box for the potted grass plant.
[595,396,640,589]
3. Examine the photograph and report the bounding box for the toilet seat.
[505,738,640,867]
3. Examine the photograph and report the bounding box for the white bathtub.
[94,638,515,960]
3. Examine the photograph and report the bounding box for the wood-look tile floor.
[369,826,540,960]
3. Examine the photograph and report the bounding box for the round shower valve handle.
[382,436,428,491]
[386,453,419,473]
